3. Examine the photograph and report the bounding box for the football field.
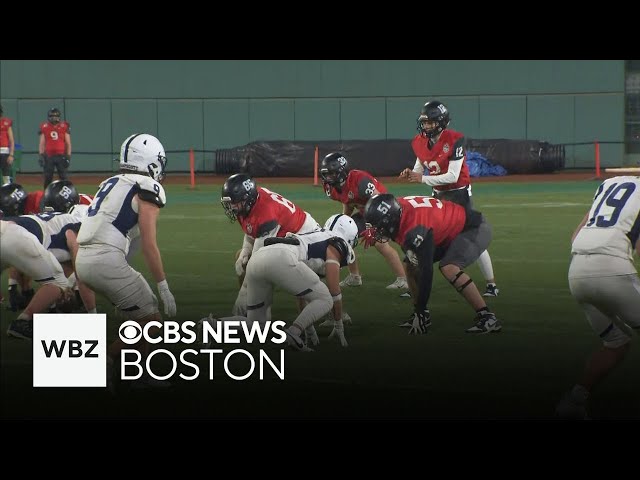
[2,177,639,420]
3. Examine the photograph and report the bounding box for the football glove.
[235,250,250,276]
[359,227,377,250]
[157,280,177,317]
[408,308,431,335]
[328,320,349,347]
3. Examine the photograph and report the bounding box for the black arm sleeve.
[451,136,465,161]
[257,219,279,237]
[138,190,165,208]
[412,229,435,312]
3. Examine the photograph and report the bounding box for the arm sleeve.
[421,137,465,186]
[412,157,424,174]
[414,229,435,312]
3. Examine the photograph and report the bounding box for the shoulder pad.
[327,236,355,267]
[137,177,166,207]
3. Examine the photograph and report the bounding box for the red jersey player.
[364,193,502,335]
[320,152,407,290]
[400,100,499,297]
[39,108,72,189]
[221,173,320,315]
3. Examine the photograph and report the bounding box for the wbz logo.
[33,313,106,387]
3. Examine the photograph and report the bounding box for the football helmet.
[416,101,450,139]
[221,173,259,221]
[324,213,359,248]
[48,107,62,124]
[319,152,349,188]
[363,193,402,243]
[43,180,79,213]
[0,183,27,217]
[119,133,167,183]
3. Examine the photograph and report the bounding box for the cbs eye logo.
[118,321,143,345]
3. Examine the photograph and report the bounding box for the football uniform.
[411,129,470,194]
[75,173,166,319]
[40,121,70,156]
[569,176,640,347]
[0,216,70,288]
[245,230,354,325]
[239,186,312,239]
[24,191,45,215]
[324,169,387,214]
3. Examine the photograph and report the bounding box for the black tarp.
[214,139,565,177]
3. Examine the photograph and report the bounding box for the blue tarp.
[467,151,508,177]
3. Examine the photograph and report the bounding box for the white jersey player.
[557,176,640,419]
[1,209,89,339]
[75,134,177,367]
[244,214,358,350]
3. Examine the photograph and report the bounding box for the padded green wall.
[0,60,624,171]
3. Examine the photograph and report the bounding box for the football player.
[221,173,320,316]
[364,193,502,335]
[320,152,407,290]
[244,213,359,350]
[2,206,94,339]
[556,176,640,419]
[75,133,176,383]
[400,100,499,297]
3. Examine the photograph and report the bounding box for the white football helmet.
[119,133,167,182]
[324,214,359,248]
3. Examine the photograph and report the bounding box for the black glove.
[62,155,70,168]
[38,154,45,167]
[408,307,431,335]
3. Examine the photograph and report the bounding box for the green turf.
[2,179,639,420]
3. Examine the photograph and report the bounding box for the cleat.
[339,274,362,287]
[483,283,499,297]
[465,312,502,334]
[7,319,33,339]
[386,277,408,289]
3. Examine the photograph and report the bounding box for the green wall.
[0,60,625,172]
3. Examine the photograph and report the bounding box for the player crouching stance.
[244,214,359,350]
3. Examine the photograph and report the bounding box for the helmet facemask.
[320,153,349,188]
[48,108,61,125]
[220,176,258,222]
[416,101,450,139]
[148,153,168,183]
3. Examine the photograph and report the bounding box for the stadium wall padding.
[0,60,625,173]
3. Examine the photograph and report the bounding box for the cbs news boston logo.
[33,313,107,387]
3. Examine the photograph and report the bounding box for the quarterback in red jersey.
[400,100,499,297]
[39,107,72,189]
[320,152,407,290]
[221,173,320,315]
[364,193,502,335]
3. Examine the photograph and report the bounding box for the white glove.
[235,250,250,276]
[328,321,349,347]
[157,280,177,317]
[342,311,352,325]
